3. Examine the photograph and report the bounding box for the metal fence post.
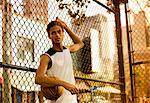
[113,0,127,102]
[2,1,12,103]
[124,2,135,103]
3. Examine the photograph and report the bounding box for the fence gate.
[124,0,150,102]
[0,0,127,103]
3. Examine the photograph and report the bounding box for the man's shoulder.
[45,48,56,56]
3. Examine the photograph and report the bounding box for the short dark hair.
[46,21,64,37]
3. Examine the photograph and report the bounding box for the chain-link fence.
[122,0,150,103]
[0,0,126,103]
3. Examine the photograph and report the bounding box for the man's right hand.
[62,82,79,94]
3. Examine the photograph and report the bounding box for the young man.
[35,17,84,103]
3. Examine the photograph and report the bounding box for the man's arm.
[65,25,84,53]
[56,18,84,53]
[35,55,79,94]
[35,55,64,87]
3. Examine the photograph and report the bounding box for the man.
[35,17,84,103]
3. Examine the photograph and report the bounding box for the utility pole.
[2,0,12,103]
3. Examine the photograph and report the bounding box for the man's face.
[48,25,64,44]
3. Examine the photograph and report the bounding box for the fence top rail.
[93,0,115,13]
[0,62,36,72]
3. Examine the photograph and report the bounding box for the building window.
[12,87,22,103]
[0,0,2,5]
[27,92,35,103]
[17,36,34,62]
[146,26,150,47]
[0,84,2,103]
[11,0,48,22]
[23,0,48,22]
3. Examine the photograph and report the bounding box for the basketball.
[41,86,64,100]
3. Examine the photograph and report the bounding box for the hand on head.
[55,17,67,28]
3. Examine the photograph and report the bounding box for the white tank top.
[43,47,77,103]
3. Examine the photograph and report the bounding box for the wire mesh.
[124,0,150,102]
[0,0,122,103]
